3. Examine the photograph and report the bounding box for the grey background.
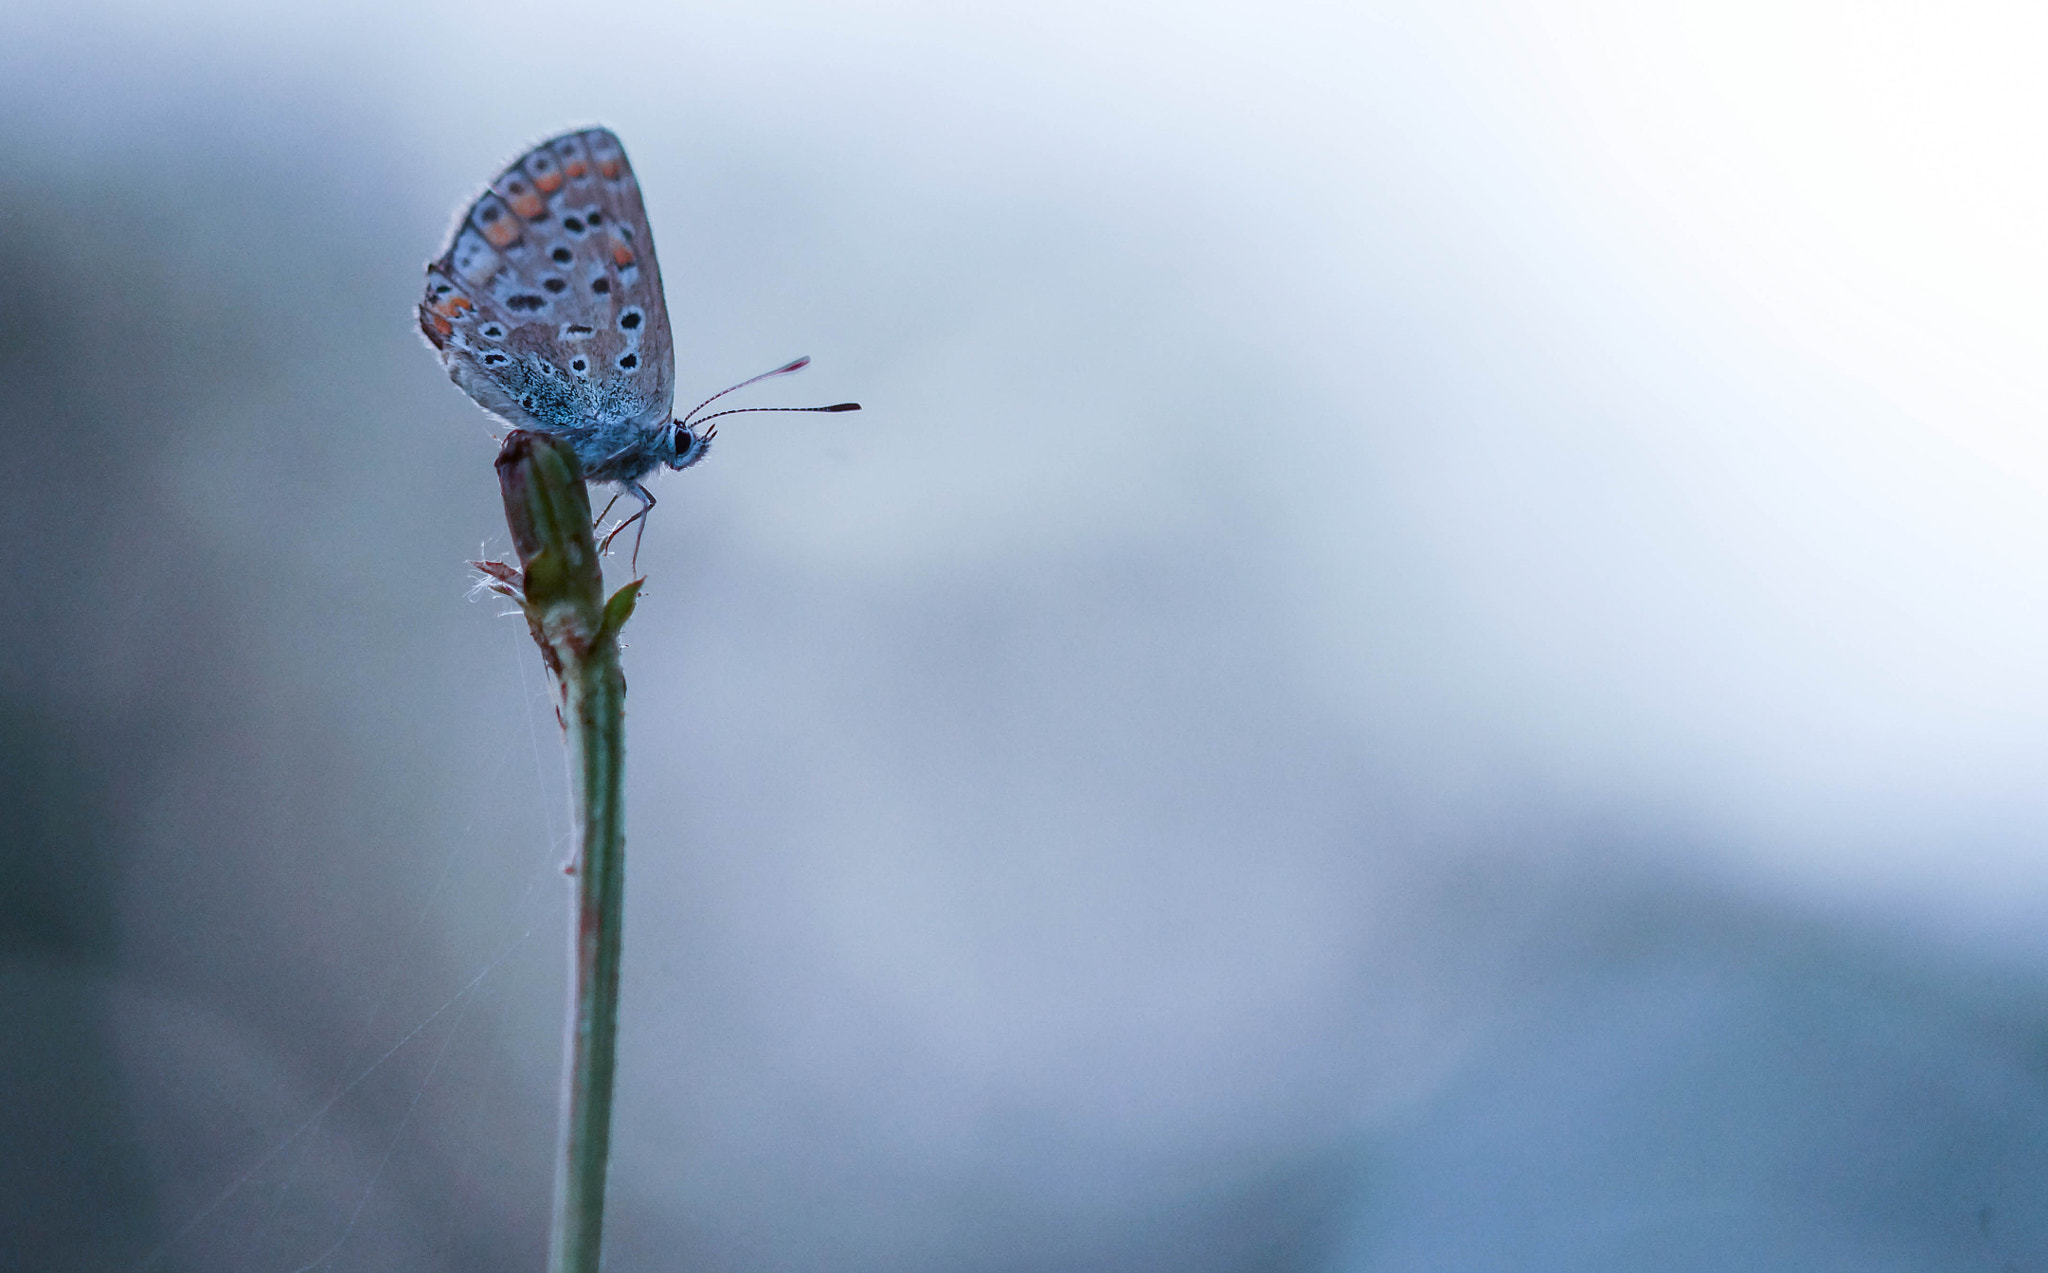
[6,3,2048,1271]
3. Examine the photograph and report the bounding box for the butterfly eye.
[667,424,704,470]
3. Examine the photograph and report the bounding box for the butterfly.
[418,126,858,558]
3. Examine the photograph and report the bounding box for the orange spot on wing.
[599,158,622,179]
[534,171,563,194]
[505,190,545,219]
[611,244,635,268]
[481,218,521,248]
[433,294,474,318]
[424,311,453,339]
[564,159,587,178]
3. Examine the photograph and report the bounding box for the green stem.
[549,636,626,1273]
[483,432,643,1273]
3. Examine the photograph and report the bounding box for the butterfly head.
[654,355,858,476]
[664,420,711,471]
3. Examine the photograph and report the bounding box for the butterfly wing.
[419,127,676,459]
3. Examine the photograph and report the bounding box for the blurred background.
[6,1,2048,1269]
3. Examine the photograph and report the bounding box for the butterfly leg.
[597,483,656,570]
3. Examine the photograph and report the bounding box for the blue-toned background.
[6,3,2048,1269]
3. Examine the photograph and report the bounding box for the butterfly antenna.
[679,356,815,428]
[698,402,861,440]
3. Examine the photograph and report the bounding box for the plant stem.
[549,631,626,1273]
[482,432,643,1273]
